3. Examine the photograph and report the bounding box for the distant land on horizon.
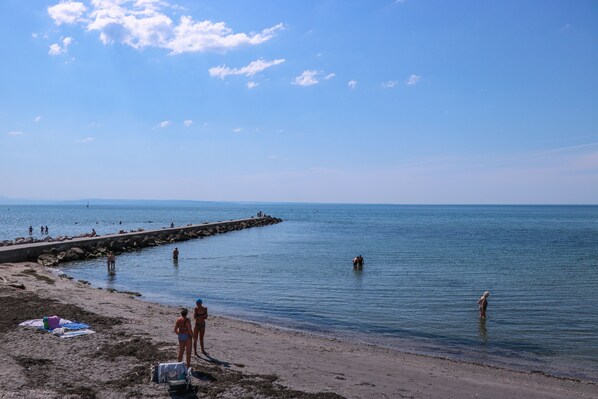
[0,196,596,207]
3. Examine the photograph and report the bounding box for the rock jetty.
[0,216,282,266]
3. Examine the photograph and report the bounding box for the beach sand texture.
[0,262,596,399]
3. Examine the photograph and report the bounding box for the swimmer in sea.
[478,291,490,318]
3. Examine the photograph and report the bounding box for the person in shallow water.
[478,291,490,318]
[173,247,179,260]
[106,252,116,274]
[174,308,193,368]
[193,298,208,356]
[353,255,364,269]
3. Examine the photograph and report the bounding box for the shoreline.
[1,262,596,398]
[53,267,598,385]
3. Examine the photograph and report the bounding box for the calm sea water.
[2,203,597,381]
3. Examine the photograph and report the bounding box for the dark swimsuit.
[194,308,207,331]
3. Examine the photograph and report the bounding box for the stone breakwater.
[0,216,282,266]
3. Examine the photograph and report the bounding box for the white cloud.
[49,36,74,56]
[48,1,87,25]
[382,80,398,88]
[247,81,258,89]
[7,131,23,136]
[183,119,193,127]
[233,128,242,133]
[395,0,407,3]
[32,32,39,39]
[77,137,95,143]
[406,74,421,86]
[34,116,42,122]
[49,43,62,55]
[48,0,284,55]
[348,80,357,89]
[293,70,319,86]
[156,120,171,128]
[325,73,335,80]
[209,58,285,79]
[169,18,284,55]
[561,23,571,31]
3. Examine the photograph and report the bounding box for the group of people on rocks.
[174,298,208,367]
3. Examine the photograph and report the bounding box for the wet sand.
[0,262,596,399]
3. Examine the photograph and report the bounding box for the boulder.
[38,253,59,267]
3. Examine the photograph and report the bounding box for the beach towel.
[19,318,95,338]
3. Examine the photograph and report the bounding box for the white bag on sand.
[151,362,187,383]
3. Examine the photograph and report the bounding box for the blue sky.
[1,0,597,204]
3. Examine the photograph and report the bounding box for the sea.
[1,203,597,381]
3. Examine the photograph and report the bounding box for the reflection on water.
[479,318,488,345]
[107,272,116,287]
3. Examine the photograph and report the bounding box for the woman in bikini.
[174,308,193,367]
[193,298,208,356]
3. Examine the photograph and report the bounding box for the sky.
[0,0,597,204]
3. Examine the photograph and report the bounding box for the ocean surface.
[2,203,597,381]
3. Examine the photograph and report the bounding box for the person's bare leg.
[200,327,207,354]
[193,326,200,356]
[185,339,192,368]
[177,340,184,363]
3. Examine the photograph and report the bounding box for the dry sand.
[0,262,596,399]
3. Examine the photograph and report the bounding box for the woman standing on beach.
[193,298,208,356]
[174,308,193,367]
[478,291,490,318]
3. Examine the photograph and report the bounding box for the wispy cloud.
[209,58,285,79]
[34,116,42,122]
[7,131,23,136]
[32,32,39,39]
[76,137,94,143]
[155,120,171,129]
[48,1,283,55]
[382,80,398,88]
[293,70,319,86]
[233,128,242,133]
[561,23,571,31]
[247,81,258,89]
[348,80,357,89]
[406,74,421,86]
[49,37,73,56]
[325,73,336,80]
[183,119,193,127]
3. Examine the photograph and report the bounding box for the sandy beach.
[0,262,596,399]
